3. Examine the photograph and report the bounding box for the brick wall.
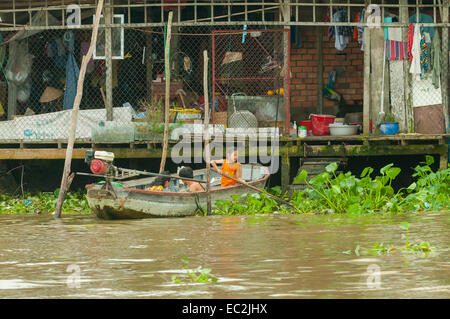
[290,27,364,121]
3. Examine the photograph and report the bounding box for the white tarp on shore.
[0,106,133,141]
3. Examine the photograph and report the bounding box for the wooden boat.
[86,164,270,219]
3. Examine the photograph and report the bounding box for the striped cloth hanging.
[385,39,408,61]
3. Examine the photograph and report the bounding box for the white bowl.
[329,124,359,136]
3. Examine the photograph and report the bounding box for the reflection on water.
[0,212,449,298]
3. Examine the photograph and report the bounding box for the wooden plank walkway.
[0,134,447,168]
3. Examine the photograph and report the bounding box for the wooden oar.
[211,167,297,209]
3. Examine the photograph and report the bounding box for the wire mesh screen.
[0,25,216,142]
[212,28,290,129]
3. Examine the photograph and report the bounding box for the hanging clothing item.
[431,31,441,89]
[80,42,95,74]
[407,23,414,63]
[47,37,66,70]
[290,16,302,48]
[385,40,407,61]
[409,13,435,40]
[357,8,365,51]
[384,17,393,39]
[420,31,429,76]
[63,31,79,111]
[332,8,353,51]
[325,7,334,39]
[384,16,401,41]
[353,13,360,41]
[409,24,422,76]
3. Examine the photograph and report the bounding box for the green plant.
[0,190,90,215]
[400,156,450,211]
[293,163,403,214]
[171,257,218,284]
[383,113,397,123]
[212,188,289,216]
[212,159,449,216]
[351,223,435,257]
[399,222,435,254]
[367,242,397,255]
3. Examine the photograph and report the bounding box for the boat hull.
[86,169,269,219]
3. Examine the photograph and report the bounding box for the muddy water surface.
[0,212,449,298]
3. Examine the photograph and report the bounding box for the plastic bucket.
[310,114,335,136]
[380,122,399,135]
[299,120,313,135]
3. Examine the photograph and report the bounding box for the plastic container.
[350,120,373,134]
[299,120,313,136]
[310,114,336,136]
[380,122,399,135]
[298,126,307,137]
[329,124,359,136]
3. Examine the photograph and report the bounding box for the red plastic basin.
[310,114,336,136]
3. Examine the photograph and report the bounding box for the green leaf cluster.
[0,190,90,215]
[171,257,218,284]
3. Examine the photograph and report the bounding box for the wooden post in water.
[441,0,449,132]
[54,0,104,218]
[203,50,212,215]
[363,2,371,135]
[159,11,173,173]
[105,0,113,121]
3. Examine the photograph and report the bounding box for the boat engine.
[85,150,115,175]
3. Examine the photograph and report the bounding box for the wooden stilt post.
[363,3,371,136]
[203,50,212,215]
[441,0,449,132]
[54,0,104,218]
[159,11,173,174]
[105,0,113,121]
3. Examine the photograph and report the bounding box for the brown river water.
[0,212,449,298]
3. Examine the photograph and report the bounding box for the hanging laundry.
[383,15,401,41]
[431,31,441,89]
[385,40,407,61]
[80,42,95,74]
[407,23,414,63]
[420,31,429,78]
[409,13,435,40]
[47,37,66,70]
[63,30,79,111]
[384,17,393,40]
[353,12,359,41]
[290,16,302,48]
[357,8,365,51]
[332,8,353,51]
[409,24,422,77]
[325,7,334,39]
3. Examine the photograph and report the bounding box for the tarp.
[1,11,59,47]
[0,106,133,140]
[63,31,79,110]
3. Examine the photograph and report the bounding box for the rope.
[194,193,208,216]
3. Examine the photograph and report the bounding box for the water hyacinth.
[212,156,450,215]
[0,190,90,215]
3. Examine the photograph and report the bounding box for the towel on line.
[385,40,407,61]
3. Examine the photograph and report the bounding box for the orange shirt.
[221,160,240,187]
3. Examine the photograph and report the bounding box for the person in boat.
[147,172,171,192]
[211,148,243,187]
[178,166,205,192]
